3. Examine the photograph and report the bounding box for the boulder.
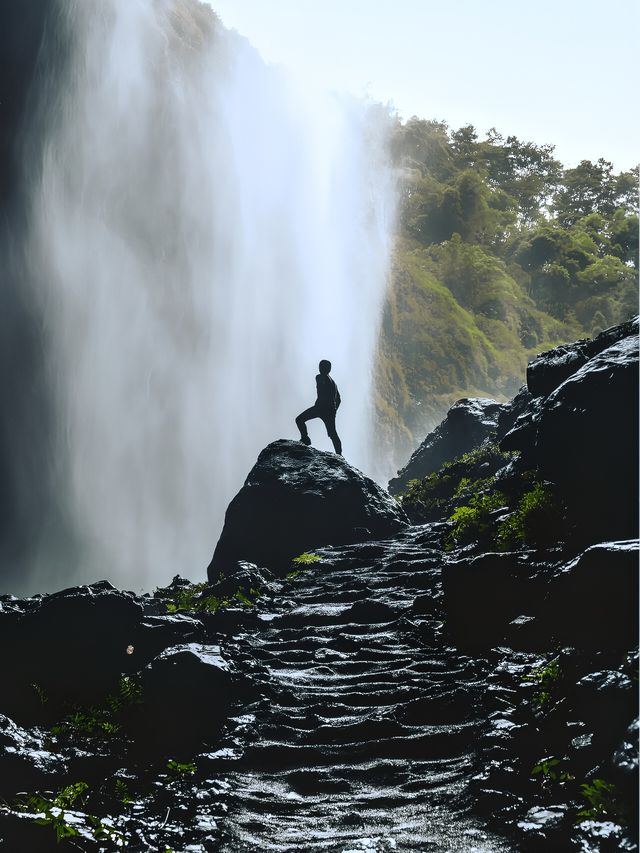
[208,440,407,579]
[389,398,506,494]
[125,613,206,673]
[534,335,639,542]
[499,323,639,545]
[441,551,553,651]
[444,541,638,653]
[1,584,143,720]
[498,396,543,456]
[134,643,235,754]
[548,541,639,650]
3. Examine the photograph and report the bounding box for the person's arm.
[335,386,341,410]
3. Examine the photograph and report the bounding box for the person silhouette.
[296,360,342,454]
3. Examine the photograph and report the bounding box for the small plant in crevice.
[577,778,623,822]
[166,759,197,777]
[531,756,575,785]
[157,581,260,614]
[292,552,321,566]
[50,676,142,739]
[525,657,562,708]
[17,782,88,844]
[16,781,126,847]
[113,779,131,806]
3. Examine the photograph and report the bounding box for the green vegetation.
[496,482,563,548]
[292,552,322,565]
[526,657,562,708]
[399,441,568,553]
[577,779,622,821]
[531,757,575,784]
[445,491,506,550]
[17,782,125,847]
[157,581,260,614]
[18,782,89,844]
[166,759,197,777]
[113,779,131,806]
[51,676,142,739]
[286,553,321,580]
[376,121,638,460]
[400,442,513,520]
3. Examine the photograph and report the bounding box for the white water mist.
[27,0,396,592]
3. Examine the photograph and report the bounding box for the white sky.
[209,0,639,170]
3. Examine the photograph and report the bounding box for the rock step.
[240,727,477,768]
[217,528,508,851]
[257,717,478,746]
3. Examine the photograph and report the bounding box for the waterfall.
[20,0,396,592]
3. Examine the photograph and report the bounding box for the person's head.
[319,359,331,375]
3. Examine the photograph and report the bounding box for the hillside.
[375,120,639,467]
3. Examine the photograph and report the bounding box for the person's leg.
[323,412,342,455]
[295,406,318,445]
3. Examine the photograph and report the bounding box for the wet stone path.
[213,524,511,853]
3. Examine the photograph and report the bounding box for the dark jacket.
[315,374,341,412]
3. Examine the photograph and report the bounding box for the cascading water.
[20,0,396,593]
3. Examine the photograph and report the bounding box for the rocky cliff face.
[0,320,637,852]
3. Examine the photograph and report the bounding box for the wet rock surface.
[1,528,636,850]
[217,526,511,852]
[209,439,408,579]
[526,315,638,398]
[389,398,506,495]
[0,320,637,851]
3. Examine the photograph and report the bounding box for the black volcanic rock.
[537,334,638,542]
[497,320,639,544]
[443,540,639,653]
[1,583,143,720]
[441,551,553,651]
[0,715,67,798]
[548,540,639,650]
[526,315,638,397]
[389,397,506,494]
[495,386,533,443]
[134,642,235,753]
[208,440,407,580]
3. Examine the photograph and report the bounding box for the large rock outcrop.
[442,540,639,652]
[526,316,638,398]
[208,440,408,579]
[1,582,143,719]
[388,398,505,494]
[503,324,639,543]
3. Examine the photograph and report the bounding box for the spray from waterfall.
[16,0,396,594]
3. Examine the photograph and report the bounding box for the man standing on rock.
[296,360,342,455]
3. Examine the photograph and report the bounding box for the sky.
[209,0,639,170]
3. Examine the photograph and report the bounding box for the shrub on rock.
[389,398,505,494]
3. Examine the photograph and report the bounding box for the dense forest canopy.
[376,118,639,464]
